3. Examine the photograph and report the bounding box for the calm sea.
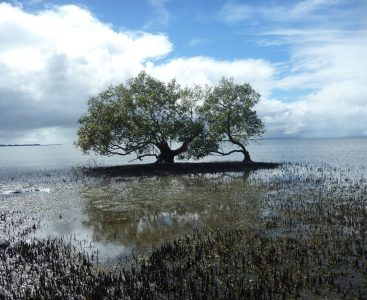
[0,137,366,180]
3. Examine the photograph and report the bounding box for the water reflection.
[1,172,264,264]
[80,174,262,258]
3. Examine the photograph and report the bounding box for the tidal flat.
[0,163,366,299]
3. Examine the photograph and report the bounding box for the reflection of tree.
[80,174,262,252]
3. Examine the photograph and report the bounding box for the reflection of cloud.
[137,211,200,233]
[80,176,258,252]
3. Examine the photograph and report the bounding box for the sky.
[0,0,366,144]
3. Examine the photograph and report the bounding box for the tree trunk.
[242,149,252,162]
[155,139,192,164]
[227,133,252,163]
[156,141,175,163]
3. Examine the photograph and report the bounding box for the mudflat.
[85,161,281,177]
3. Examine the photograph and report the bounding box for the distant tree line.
[76,72,264,163]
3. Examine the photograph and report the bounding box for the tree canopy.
[76,72,264,163]
[202,78,265,162]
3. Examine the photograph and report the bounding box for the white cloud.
[259,78,367,138]
[0,3,274,144]
[0,3,172,143]
[218,3,253,24]
[146,57,275,97]
[217,1,367,138]
[147,0,170,7]
[145,0,171,28]
[219,0,355,25]
[0,4,172,70]
[287,0,343,18]
[146,28,367,138]
[188,38,207,47]
[267,28,367,137]
[1,2,366,144]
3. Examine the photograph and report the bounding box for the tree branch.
[210,150,244,156]
[128,153,158,163]
[172,128,201,156]
[104,150,129,156]
[110,141,153,156]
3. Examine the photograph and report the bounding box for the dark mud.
[84,161,280,177]
[1,163,367,299]
[1,226,366,299]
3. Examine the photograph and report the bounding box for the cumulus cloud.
[0,3,276,144]
[263,28,367,138]
[0,3,172,143]
[1,1,366,144]
[146,57,275,97]
[218,0,367,138]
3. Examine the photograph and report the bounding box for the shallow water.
[1,138,367,265]
[1,172,263,264]
[1,137,366,179]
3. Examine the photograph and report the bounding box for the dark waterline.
[0,137,366,181]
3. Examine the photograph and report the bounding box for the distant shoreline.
[0,144,62,147]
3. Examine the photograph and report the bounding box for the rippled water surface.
[1,138,366,264]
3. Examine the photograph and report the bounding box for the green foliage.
[76,72,209,162]
[76,73,264,163]
[202,78,265,161]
